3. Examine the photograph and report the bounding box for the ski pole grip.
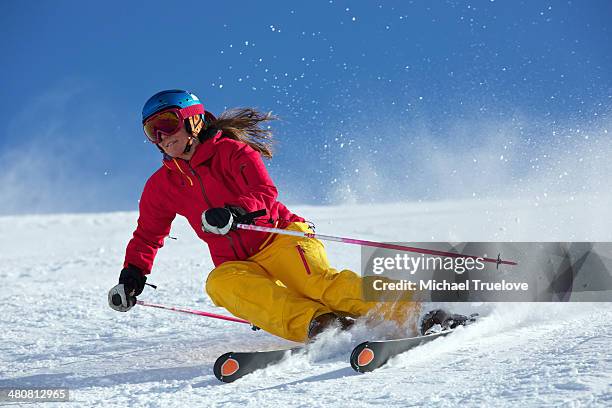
[112,294,122,306]
[235,209,267,225]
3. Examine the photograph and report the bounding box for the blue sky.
[1,1,611,214]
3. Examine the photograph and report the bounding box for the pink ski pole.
[136,300,251,325]
[236,223,517,267]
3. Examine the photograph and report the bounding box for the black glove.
[201,206,246,235]
[108,264,147,312]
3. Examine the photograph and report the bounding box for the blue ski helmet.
[142,89,203,123]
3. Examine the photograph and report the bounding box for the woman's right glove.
[108,264,147,312]
[201,206,246,235]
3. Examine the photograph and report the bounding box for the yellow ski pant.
[206,222,418,342]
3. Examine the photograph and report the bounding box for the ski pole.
[236,223,517,267]
[136,300,251,325]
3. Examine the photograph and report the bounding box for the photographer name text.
[372,279,529,292]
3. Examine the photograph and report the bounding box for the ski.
[350,313,478,373]
[350,330,455,373]
[213,347,302,383]
[215,313,478,381]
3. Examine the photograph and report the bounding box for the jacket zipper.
[239,164,249,186]
[234,231,250,257]
[224,235,239,259]
[188,163,213,208]
[188,162,239,258]
[296,245,311,275]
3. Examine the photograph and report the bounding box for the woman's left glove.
[201,206,246,235]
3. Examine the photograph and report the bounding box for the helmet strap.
[182,114,205,154]
[183,135,195,154]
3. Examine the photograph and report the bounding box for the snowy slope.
[0,196,611,407]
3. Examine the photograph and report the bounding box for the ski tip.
[350,342,378,373]
[213,352,240,383]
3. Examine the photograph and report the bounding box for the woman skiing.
[108,89,457,342]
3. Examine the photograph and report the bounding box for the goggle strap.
[180,104,205,118]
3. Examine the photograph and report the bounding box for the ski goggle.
[143,104,205,144]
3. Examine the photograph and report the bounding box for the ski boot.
[307,312,355,341]
[419,309,478,336]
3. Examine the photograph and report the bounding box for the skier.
[107,89,459,342]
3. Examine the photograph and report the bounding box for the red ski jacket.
[124,130,304,274]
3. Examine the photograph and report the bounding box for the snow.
[0,196,611,407]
